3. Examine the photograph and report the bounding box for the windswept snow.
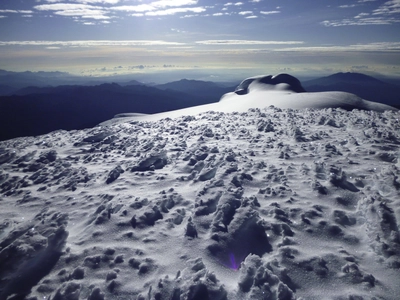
[0,74,399,300]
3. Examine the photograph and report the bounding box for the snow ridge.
[102,74,396,125]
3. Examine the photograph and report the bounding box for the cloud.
[111,5,156,13]
[35,3,100,10]
[0,9,18,13]
[339,5,357,8]
[224,2,243,6]
[321,17,400,26]
[276,42,400,52]
[0,40,186,47]
[260,10,280,15]
[11,0,205,22]
[34,1,202,21]
[351,65,369,70]
[372,0,400,15]
[238,11,252,15]
[108,0,204,17]
[323,0,400,26]
[0,9,34,19]
[56,9,111,19]
[355,12,370,18]
[129,65,145,69]
[196,40,304,45]
[145,7,206,16]
[111,0,198,12]
[34,3,110,20]
[44,0,120,3]
[150,0,198,8]
[171,28,187,33]
[0,9,34,14]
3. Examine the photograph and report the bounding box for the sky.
[0,0,400,79]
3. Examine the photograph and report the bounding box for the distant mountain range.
[0,70,77,94]
[0,70,399,141]
[302,72,400,108]
[0,70,151,95]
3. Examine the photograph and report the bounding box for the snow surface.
[0,75,399,300]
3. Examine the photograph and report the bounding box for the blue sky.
[0,0,399,78]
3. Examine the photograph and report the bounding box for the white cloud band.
[196,40,304,45]
[276,42,400,52]
[0,40,185,47]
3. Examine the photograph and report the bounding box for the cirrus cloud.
[322,0,400,26]
[321,17,400,26]
[0,9,34,14]
[275,42,400,52]
[35,0,204,21]
[373,0,400,15]
[0,40,186,47]
[238,11,253,15]
[196,40,304,45]
[34,3,110,20]
[260,10,280,15]
[145,7,206,16]
[42,0,121,4]
[110,5,157,12]
[150,0,198,8]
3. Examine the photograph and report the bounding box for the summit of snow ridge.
[234,74,306,95]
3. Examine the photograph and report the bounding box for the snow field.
[0,105,399,300]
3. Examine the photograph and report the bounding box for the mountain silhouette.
[304,72,385,85]
[303,72,400,108]
[155,79,236,103]
[0,83,218,141]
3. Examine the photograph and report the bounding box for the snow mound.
[102,74,396,125]
[219,73,396,112]
[233,74,306,94]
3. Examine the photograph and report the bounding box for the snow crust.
[1,105,400,299]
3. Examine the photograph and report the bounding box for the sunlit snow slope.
[102,74,396,126]
[0,74,399,300]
